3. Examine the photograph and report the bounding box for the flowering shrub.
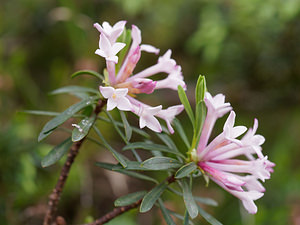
[29,20,274,225]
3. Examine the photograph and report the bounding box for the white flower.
[95,34,126,64]
[99,86,132,111]
[157,105,184,133]
[94,21,126,44]
[137,105,162,133]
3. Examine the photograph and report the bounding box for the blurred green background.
[1,0,300,224]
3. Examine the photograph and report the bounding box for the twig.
[43,99,106,225]
[83,174,176,225]
[82,200,142,225]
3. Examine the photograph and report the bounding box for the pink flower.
[197,92,232,152]
[195,94,275,214]
[94,21,186,133]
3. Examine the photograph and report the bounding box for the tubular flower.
[95,21,185,133]
[196,92,275,214]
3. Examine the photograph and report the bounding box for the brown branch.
[82,199,142,225]
[43,99,106,225]
[83,174,177,225]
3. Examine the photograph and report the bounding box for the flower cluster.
[196,92,275,214]
[94,21,185,133]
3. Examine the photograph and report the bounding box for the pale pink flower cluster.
[94,21,185,133]
[196,92,275,214]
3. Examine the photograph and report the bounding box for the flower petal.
[99,86,114,98]
[116,96,132,111]
[107,98,117,111]
[140,44,160,54]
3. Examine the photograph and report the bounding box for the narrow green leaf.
[104,111,127,142]
[179,179,198,219]
[41,138,72,167]
[72,114,96,142]
[198,206,223,225]
[50,85,99,95]
[38,96,98,142]
[175,162,198,179]
[156,133,179,152]
[95,162,157,183]
[72,92,90,99]
[71,70,104,80]
[183,210,190,225]
[93,126,127,168]
[114,191,147,207]
[173,118,190,149]
[120,111,132,141]
[104,111,141,162]
[165,209,194,225]
[123,143,184,158]
[112,161,151,171]
[192,101,207,149]
[178,85,195,126]
[195,75,206,104]
[167,187,217,206]
[116,29,132,72]
[21,110,61,117]
[141,157,182,170]
[194,197,218,206]
[140,182,168,213]
[158,199,176,225]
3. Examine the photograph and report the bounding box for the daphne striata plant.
[25,20,274,225]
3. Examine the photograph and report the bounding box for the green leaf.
[50,85,99,95]
[156,133,179,152]
[179,179,198,219]
[167,186,217,206]
[141,157,182,170]
[104,111,141,162]
[178,85,195,126]
[198,206,223,225]
[114,191,147,207]
[166,210,194,225]
[95,162,157,183]
[194,197,218,206]
[195,75,206,104]
[104,111,127,142]
[183,210,190,225]
[71,70,104,80]
[21,110,61,117]
[116,29,132,72]
[38,96,98,141]
[112,161,151,171]
[123,143,184,158]
[158,199,176,225]
[172,118,190,149]
[175,162,198,179]
[119,111,132,142]
[41,138,72,167]
[72,92,90,99]
[93,126,127,168]
[195,101,207,143]
[72,114,97,142]
[140,182,168,213]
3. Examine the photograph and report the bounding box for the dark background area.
[1,0,300,224]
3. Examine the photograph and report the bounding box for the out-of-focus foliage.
[1,0,300,224]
